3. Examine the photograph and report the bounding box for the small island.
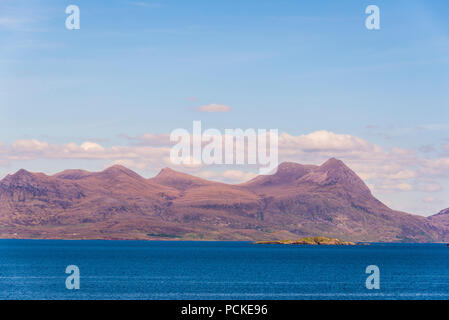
[254,236,358,246]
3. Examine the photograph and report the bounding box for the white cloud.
[1,139,172,170]
[12,139,48,151]
[1,130,448,196]
[421,158,449,177]
[279,130,376,153]
[277,131,419,185]
[80,142,104,152]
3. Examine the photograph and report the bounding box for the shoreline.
[0,238,447,244]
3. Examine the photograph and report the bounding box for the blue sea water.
[0,240,448,300]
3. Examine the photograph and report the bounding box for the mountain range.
[0,158,448,242]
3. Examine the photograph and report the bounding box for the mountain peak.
[99,165,144,181]
[3,169,43,184]
[54,165,139,180]
[156,167,180,177]
[103,164,135,174]
[151,167,212,191]
[105,164,129,171]
[155,167,209,181]
[277,162,313,172]
[0,161,445,242]
[242,159,353,189]
[13,169,33,177]
[297,158,371,194]
[316,158,354,178]
[320,158,347,169]
[241,162,317,188]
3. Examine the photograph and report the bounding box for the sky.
[1,0,449,216]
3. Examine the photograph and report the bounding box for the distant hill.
[0,159,447,242]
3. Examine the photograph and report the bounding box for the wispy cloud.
[418,182,442,193]
[196,104,232,113]
[1,130,448,203]
[126,1,162,8]
[0,17,33,30]
[198,170,257,183]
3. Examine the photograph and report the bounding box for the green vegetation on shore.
[254,236,358,245]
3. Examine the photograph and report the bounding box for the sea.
[0,240,448,300]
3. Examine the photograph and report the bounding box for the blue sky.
[1,0,449,216]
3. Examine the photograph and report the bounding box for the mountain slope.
[0,166,181,238]
[149,167,216,191]
[428,208,449,229]
[0,159,447,242]
[240,158,442,242]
